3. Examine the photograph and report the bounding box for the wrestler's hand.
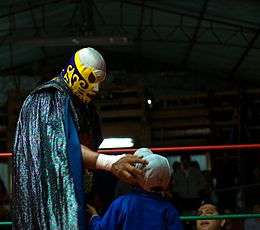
[111,154,148,185]
[86,204,98,216]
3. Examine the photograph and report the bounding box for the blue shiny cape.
[13,78,85,229]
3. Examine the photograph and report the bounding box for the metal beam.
[230,29,260,77]
[26,0,41,35]
[181,0,210,66]
[92,0,106,25]
[67,0,106,33]
[0,0,73,19]
[80,0,95,34]
[26,0,48,58]
[1,36,130,46]
[136,0,145,41]
[123,0,257,31]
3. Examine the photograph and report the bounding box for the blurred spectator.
[244,203,260,230]
[171,155,207,214]
[202,170,218,205]
[212,158,239,210]
[172,161,181,173]
[244,165,260,209]
[0,177,9,202]
[252,166,260,183]
[190,160,200,170]
[196,202,225,230]
[0,177,10,220]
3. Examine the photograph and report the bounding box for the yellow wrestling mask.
[61,47,106,103]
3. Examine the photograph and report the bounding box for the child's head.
[134,148,172,192]
[196,202,225,230]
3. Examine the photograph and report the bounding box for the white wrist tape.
[96,154,126,171]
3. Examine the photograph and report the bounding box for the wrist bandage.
[96,154,126,171]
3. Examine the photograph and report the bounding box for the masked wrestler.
[13,47,147,230]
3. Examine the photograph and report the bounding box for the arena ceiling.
[1,0,260,89]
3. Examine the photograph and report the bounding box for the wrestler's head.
[134,148,172,192]
[60,47,106,103]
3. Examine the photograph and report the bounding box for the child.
[196,202,225,230]
[87,148,183,230]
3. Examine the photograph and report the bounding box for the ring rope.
[1,143,260,158]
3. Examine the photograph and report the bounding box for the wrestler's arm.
[81,145,99,169]
[81,145,147,184]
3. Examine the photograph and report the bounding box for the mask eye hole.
[88,72,96,83]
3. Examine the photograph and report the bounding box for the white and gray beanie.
[134,148,172,192]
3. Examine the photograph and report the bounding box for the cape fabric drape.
[13,78,85,230]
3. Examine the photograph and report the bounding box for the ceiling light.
[99,138,134,149]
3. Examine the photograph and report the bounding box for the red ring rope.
[1,143,260,158]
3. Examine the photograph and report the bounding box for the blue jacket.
[89,189,183,230]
